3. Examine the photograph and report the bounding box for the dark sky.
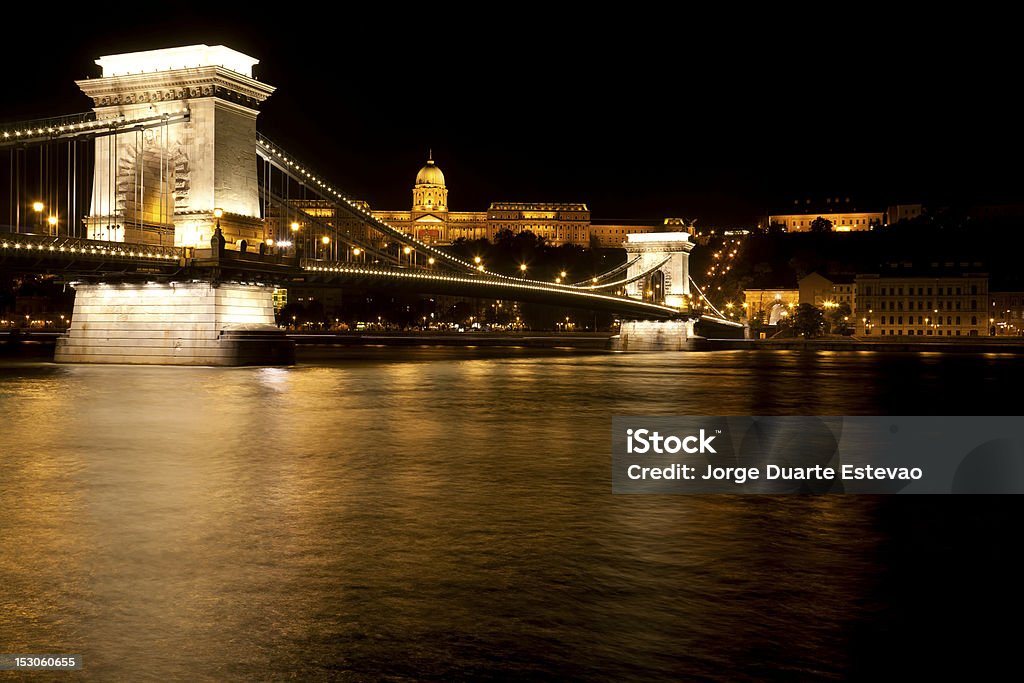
[1,11,1017,225]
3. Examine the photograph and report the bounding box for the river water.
[1,348,1022,680]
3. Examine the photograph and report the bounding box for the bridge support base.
[55,282,294,366]
[611,319,706,351]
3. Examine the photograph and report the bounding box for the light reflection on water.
[1,348,1022,680]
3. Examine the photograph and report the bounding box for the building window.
[971,316,977,325]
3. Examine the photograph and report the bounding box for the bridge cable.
[688,276,730,320]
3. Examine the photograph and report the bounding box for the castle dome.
[415,152,445,187]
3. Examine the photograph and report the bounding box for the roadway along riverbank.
[709,337,1024,353]
[288,332,614,349]
[5,330,1024,356]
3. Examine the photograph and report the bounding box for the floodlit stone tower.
[76,44,275,248]
[57,45,291,366]
[615,230,699,351]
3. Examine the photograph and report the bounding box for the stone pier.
[55,282,294,365]
[611,319,708,351]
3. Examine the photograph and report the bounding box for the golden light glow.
[403,246,412,255]
[47,216,58,226]
[266,238,275,247]
[352,247,362,256]
[520,264,528,272]
[32,201,44,212]
[321,236,331,245]
[428,257,435,265]
[474,256,482,264]
[213,208,224,219]
[290,222,300,232]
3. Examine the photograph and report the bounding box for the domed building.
[367,152,658,247]
[413,153,447,209]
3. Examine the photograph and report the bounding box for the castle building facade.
[366,154,660,247]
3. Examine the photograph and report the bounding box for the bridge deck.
[1,231,691,319]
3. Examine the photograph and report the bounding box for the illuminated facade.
[855,272,988,336]
[590,220,664,247]
[799,273,856,312]
[745,274,855,326]
[743,288,799,325]
[770,198,883,232]
[886,204,924,225]
[989,291,1024,336]
[366,155,662,247]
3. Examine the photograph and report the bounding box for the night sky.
[1,11,1016,225]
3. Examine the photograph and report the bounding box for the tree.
[828,302,853,334]
[809,216,833,233]
[793,303,825,337]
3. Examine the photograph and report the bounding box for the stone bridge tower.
[614,229,701,351]
[623,230,693,308]
[76,45,275,248]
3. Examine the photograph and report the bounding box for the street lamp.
[47,215,58,235]
[427,256,435,266]
[321,235,330,259]
[520,263,528,275]
[474,256,482,265]
[31,201,44,232]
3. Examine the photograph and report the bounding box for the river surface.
[1,348,1022,681]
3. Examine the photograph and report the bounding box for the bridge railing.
[0,230,183,261]
[0,111,96,139]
